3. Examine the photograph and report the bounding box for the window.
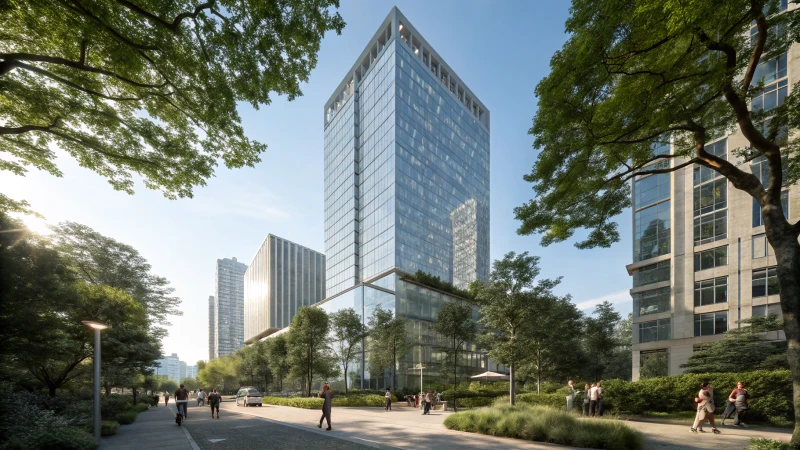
[694,276,728,306]
[633,260,670,288]
[694,312,728,336]
[693,139,726,186]
[635,172,670,210]
[752,303,783,320]
[652,141,670,156]
[694,246,728,271]
[752,266,779,297]
[752,52,788,86]
[633,287,671,317]
[693,178,727,217]
[635,200,671,262]
[752,79,788,112]
[752,234,770,259]
[753,191,789,227]
[639,318,671,343]
[694,210,727,245]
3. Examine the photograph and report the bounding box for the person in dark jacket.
[208,388,221,419]
[318,382,332,431]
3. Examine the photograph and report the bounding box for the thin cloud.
[189,184,291,222]
[575,289,630,312]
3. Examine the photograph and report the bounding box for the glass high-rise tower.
[324,7,490,299]
[212,257,247,358]
[319,7,493,391]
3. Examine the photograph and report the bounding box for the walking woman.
[318,382,332,431]
[692,381,721,434]
[164,390,170,407]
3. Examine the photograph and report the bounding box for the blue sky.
[3,0,633,365]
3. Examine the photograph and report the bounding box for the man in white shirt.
[589,383,598,416]
[384,388,392,411]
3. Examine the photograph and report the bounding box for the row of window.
[638,304,784,343]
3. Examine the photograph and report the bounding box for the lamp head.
[82,320,109,331]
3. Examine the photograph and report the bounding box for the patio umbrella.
[470,371,510,383]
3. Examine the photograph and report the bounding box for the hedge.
[261,395,387,409]
[601,370,792,422]
[130,403,149,413]
[7,427,98,450]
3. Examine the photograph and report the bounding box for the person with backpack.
[384,388,392,411]
[208,388,221,419]
[691,381,720,434]
[725,381,750,427]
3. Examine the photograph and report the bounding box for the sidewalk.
[100,404,199,450]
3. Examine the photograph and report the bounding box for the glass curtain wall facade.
[319,8,492,392]
[208,295,215,360]
[213,257,248,358]
[628,1,797,379]
[244,234,326,342]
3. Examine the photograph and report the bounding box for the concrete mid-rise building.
[317,7,494,391]
[628,4,797,378]
[212,257,248,358]
[244,234,326,342]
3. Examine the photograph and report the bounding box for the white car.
[235,387,263,407]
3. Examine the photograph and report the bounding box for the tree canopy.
[329,308,366,393]
[434,300,477,411]
[287,306,337,396]
[0,0,345,210]
[367,307,409,392]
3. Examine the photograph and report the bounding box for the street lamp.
[83,320,109,442]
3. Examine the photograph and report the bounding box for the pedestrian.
[208,388,221,419]
[582,384,590,416]
[588,383,598,417]
[596,381,605,416]
[164,390,170,407]
[385,388,392,411]
[318,382,332,431]
[423,391,432,415]
[729,381,750,427]
[566,380,576,412]
[691,381,720,434]
[406,394,412,407]
[197,388,206,406]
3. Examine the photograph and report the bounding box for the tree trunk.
[392,339,397,391]
[766,219,800,444]
[453,338,458,412]
[509,362,516,405]
[344,361,349,394]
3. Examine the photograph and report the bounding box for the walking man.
[174,384,189,420]
[385,388,392,411]
[423,391,432,415]
[208,388,220,419]
[588,383,598,416]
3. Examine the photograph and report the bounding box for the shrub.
[332,395,385,407]
[746,438,796,450]
[444,403,643,450]
[7,427,98,450]
[102,395,134,420]
[1,393,86,443]
[130,403,149,413]
[116,410,138,425]
[262,396,324,409]
[101,421,120,436]
[601,370,792,422]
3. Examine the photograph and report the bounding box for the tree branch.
[743,6,767,92]
[0,117,61,136]
[15,61,144,101]
[59,0,160,51]
[42,128,160,167]
[0,53,167,88]
[115,0,215,32]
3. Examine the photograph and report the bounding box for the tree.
[368,307,410,392]
[180,377,199,391]
[519,295,583,393]
[514,0,800,440]
[52,222,179,322]
[473,252,557,405]
[0,0,345,211]
[603,313,633,381]
[238,341,272,392]
[682,315,787,373]
[196,360,206,371]
[287,306,337,397]
[329,308,366,394]
[583,301,624,381]
[158,379,178,394]
[433,300,476,411]
[197,355,237,392]
[265,334,290,392]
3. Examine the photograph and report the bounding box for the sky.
[2,0,633,366]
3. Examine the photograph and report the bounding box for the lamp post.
[83,320,109,442]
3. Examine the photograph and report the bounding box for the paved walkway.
[100,403,198,450]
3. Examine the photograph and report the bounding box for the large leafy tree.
[518,293,583,393]
[329,308,366,394]
[265,334,290,392]
[516,0,800,440]
[367,307,409,392]
[0,0,345,210]
[583,301,624,381]
[287,306,337,397]
[433,300,477,411]
[473,252,558,405]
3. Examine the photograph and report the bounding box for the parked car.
[235,387,263,407]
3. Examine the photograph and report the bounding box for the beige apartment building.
[628,7,798,379]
